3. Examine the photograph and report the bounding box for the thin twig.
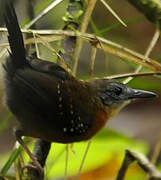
[27,0,36,29]
[73,0,97,75]
[123,28,160,84]
[33,33,41,59]
[0,35,64,48]
[14,161,21,180]
[29,32,160,73]
[76,140,92,179]
[116,149,161,180]
[35,34,70,72]
[116,150,134,180]
[0,0,64,61]
[151,131,161,164]
[0,27,158,62]
[89,46,97,78]
[103,71,161,80]
[99,0,127,27]
[1,28,161,71]
[24,0,64,29]
[64,144,69,180]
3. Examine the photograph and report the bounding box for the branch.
[1,28,161,71]
[59,0,83,66]
[127,0,161,29]
[73,0,97,75]
[24,0,64,29]
[104,71,161,80]
[21,140,51,180]
[117,149,161,180]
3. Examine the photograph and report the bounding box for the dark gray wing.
[27,57,68,81]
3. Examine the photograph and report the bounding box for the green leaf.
[0,129,148,179]
[0,137,28,176]
[43,129,148,179]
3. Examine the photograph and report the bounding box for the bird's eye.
[113,86,122,95]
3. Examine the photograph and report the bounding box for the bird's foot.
[22,163,44,180]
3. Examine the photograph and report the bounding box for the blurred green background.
[0,0,161,179]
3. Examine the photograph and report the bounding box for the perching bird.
[3,3,156,173]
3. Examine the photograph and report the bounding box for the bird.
[2,3,156,175]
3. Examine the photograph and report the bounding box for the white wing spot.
[59,104,62,108]
[59,97,62,102]
[57,84,60,89]
[63,128,67,132]
[80,123,84,127]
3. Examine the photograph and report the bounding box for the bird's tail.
[4,3,26,73]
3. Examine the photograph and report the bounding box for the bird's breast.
[81,106,111,140]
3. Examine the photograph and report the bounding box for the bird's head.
[89,79,156,109]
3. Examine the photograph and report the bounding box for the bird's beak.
[127,88,157,99]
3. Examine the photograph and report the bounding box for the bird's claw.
[22,163,44,180]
